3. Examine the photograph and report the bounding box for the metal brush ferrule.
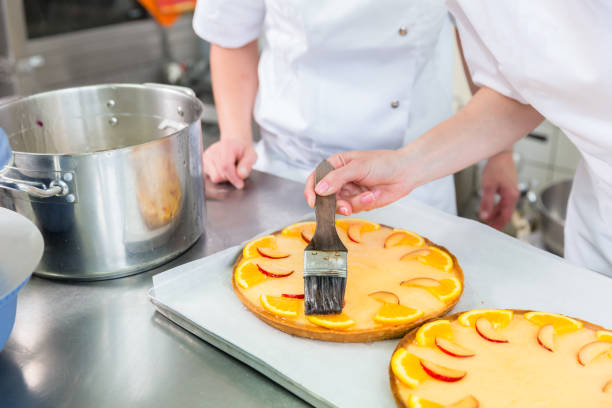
[303,251,347,278]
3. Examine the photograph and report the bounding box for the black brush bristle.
[304,275,346,315]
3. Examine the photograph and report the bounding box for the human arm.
[304,86,543,214]
[203,40,259,189]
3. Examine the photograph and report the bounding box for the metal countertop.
[0,171,312,408]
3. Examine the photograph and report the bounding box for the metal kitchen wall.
[0,0,207,98]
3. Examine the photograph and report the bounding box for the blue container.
[0,207,43,352]
[0,278,29,351]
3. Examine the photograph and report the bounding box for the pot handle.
[0,172,69,198]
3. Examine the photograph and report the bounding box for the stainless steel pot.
[537,180,572,256]
[0,83,205,280]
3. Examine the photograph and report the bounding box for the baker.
[192,0,518,228]
[304,0,612,275]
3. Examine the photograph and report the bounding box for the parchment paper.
[149,199,611,408]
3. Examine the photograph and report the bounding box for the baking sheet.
[149,199,611,408]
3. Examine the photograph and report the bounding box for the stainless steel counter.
[0,171,312,408]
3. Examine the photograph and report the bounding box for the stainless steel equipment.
[0,83,205,280]
[0,1,207,98]
[0,171,310,408]
[537,180,572,256]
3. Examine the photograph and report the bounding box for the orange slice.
[430,278,462,301]
[335,218,380,232]
[235,260,267,289]
[524,312,583,335]
[374,303,424,325]
[408,395,479,408]
[306,313,356,329]
[597,330,612,342]
[260,295,300,317]
[281,221,316,243]
[403,277,462,302]
[401,247,453,272]
[336,218,380,243]
[243,235,277,259]
[408,395,443,408]
[458,309,513,329]
[385,229,425,248]
[391,348,429,388]
[416,320,453,347]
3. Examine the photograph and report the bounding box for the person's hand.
[304,150,413,215]
[203,138,257,189]
[479,151,519,230]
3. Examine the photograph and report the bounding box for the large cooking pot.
[0,83,205,280]
[537,179,572,256]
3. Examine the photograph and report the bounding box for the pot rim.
[1,83,204,159]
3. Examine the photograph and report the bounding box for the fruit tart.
[390,309,612,407]
[233,218,464,342]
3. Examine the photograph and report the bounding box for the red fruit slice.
[281,293,305,299]
[301,229,314,243]
[368,291,400,304]
[577,341,612,366]
[447,395,480,408]
[435,337,476,358]
[347,224,362,243]
[475,318,509,343]
[603,379,612,393]
[420,358,466,382]
[257,247,290,259]
[537,324,555,352]
[256,264,294,278]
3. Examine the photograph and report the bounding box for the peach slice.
[301,229,314,243]
[256,247,290,259]
[475,317,509,343]
[368,291,400,304]
[603,380,612,393]
[420,359,466,383]
[384,232,407,248]
[384,229,425,248]
[347,224,362,243]
[435,337,476,358]
[400,248,431,261]
[281,293,304,299]
[537,324,555,352]
[256,264,294,278]
[577,341,612,366]
[447,396,480,408]
[401,277,440,287]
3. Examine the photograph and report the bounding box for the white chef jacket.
[193,0,457,214]
[447,0,612,275]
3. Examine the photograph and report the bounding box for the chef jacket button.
[398,27,408,36]
[391,100,400,109]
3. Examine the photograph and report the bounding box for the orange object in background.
[156,0,196,14]
[138,0,191,27]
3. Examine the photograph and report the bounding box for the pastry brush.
[304,160,347,315]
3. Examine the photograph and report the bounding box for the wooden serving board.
[149,201,612,408]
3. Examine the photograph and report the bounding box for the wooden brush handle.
[312,160,344,250]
